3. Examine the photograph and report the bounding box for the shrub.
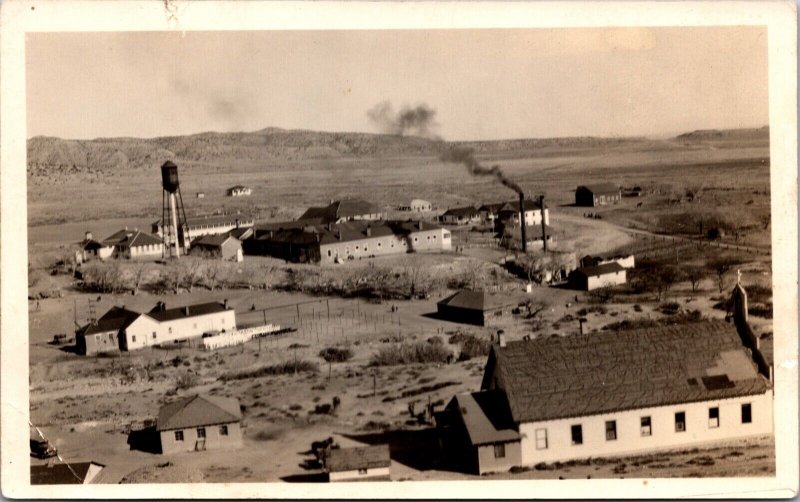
[318,347,354,363]
[448,333,491,361]
[368,342,452,366]
[175,372,199,390]
[426,336,443,345]
[220,360,319,380]
[660,302,681,315]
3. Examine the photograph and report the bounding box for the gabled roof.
[147,301,229,322]
[192,234,239,248]
[228,227,253,240]
[30,461,105,485]
[573,262,625,277]
[490,320,770,424]
[299,199,381,224]
[437,290,517,312]
[228,185,250,190]
[78,238,110,251]
[325,445,391,472]
[480,199,546,212]
[81,306,142,336]
[253,220,445,247]
[102,229,162,248]
[442,206,478,218]
[156,394,241,431]
[578,183,620,195]
[450,391,521,446]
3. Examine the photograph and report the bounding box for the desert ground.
[26,127,774,482]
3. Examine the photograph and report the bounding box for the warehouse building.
[152,212,254,242]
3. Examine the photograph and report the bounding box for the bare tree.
[205,260,221,291]
[131,262,148,295]
[184,258,205,292]
[707,256,740,293]
[684,266,706,293]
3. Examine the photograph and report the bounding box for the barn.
[575,184,621,207]
[436,290,517,326]
[156,394,243,454]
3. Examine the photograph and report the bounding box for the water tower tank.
[161,161,180,193]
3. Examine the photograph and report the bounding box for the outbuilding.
[569,262,627,291]
[439,206,480,225]
[436,290,518,326]
[575,184,621,207]
[75,306,142,355]
[325,445,391,482]
[156,394,243,454]
[191,234,243,261]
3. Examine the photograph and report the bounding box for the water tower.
[160,161,189,258]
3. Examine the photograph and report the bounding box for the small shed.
[575,184,621,207]
[227,185,252,197]
[190,234,243,261]
[569,262,626,291]
[437,290,517,326]
[325,445,391,482]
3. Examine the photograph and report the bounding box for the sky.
[26,27,768,141]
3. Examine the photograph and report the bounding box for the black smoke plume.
[367,101,439,139]
[440,146,523,194]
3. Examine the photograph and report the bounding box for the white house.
[569,262,627,291]
[121,300,236,350]
[479,199,549,227]
[449,314,773,472]
[439,206,480,225]
[399,199,433,212]
[102,229,164,260]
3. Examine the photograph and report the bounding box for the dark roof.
[326,445,391,472]
[299,199,382,224]
[79,238,109,251]
[30,462,104,485]
[147,301,228,322]
[578,183,620,195]
[573,262,625,277]
[156,394,241,431]
[228,185,250,190]
[490,320,770,424]
[253,220,445,247]
[227,227,253,240]
[451,391,521,446]
[103,229,162,248]
[442,206,478,218]
[437,290,517,312]
[192,234,239,248]
[81,306,141,336]
[480,199,547,212]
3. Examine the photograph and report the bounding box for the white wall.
[586,270,626,290]
[130,244,164,259]
[123,310,237,350]
[320,228,451,263]
[518,391,773,465]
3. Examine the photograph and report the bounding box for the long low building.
[152,212,254,242]
[76,300,236,354]
[438,286,773,474]
[244,220,452,264]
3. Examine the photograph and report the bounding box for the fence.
[202,324,282,350]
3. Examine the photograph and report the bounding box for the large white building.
[152,213,254,243]
[438,289,773,474]
[479,199,549,227]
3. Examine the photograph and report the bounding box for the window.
[152,332,157,339]
[675,411,686,432]
[358,468,368,475]
[605,420,617,441]
[132,335,136,343]
[571,424,583,445]
[193,323,197,329]
[174,430,184,441]
[197,427,206,439]
[168,327,173,334]
[493,443,506,458]
[640,416,652,436]
[708,407,720,428]
[377,242,381,247]
[534,428,548,449]
[327,249,332,257]
[219,425,228,436]
[742,403,752,424]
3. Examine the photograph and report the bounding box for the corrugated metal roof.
[491,320,771,424]
[326,445,391,472]
[452,391,521,446]
[156,394,241,431]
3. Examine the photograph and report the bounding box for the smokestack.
[540,195,547,252]
[85,231,92,241]
[497,330,506,347]
[223,298,229,309]
[519,193,527,253]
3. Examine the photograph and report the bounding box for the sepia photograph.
[1,0,797,498]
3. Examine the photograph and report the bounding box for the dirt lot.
[26,133,774,483]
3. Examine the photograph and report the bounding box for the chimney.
[730,270,748,324]
[183,306,190,316]
[497,330,506,347]
[418,220,423,231]
[85,231,92,241]
[235,218,240,229]
[160,301,166,312]
[518,193,528,253]
[540,195,547,252]
[223,298,229,309]
[578,317,587,335]
[366,225,372,237]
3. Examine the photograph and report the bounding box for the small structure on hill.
[190,234,243,262]
[575,184,621,207]
[156,394,243,454]
[398,199,433,212]
[30,461,105,485]
[569,262,626,291]
[325,445,391,482]
[196,192,205,199]
[226,185,252,197]
[437,290,518,326]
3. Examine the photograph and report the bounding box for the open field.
[26,127,774,482]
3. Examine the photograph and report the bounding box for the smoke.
[367,101,440,139]
[440,146,523,194]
